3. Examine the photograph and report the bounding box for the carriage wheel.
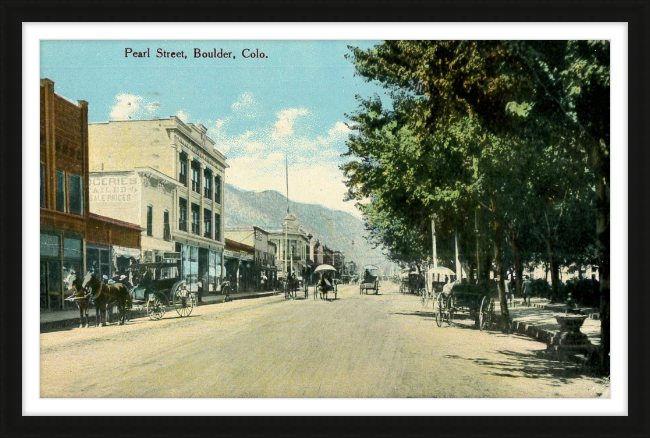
[420,288,429,307]
[446,295,454,325]
[435,295,444,327]
[147,296,165,321]
[479,296,490,330]
[173,283,194,317]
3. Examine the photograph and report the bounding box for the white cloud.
[110,93,160,120]
[110,94,142,120]
[205,94,356,215]
[231,92,259,118]
[226,152,360,217]
[328,121,351,138]
[272,108,308,139]
[176,110,190,122]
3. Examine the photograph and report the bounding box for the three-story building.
[88,117,228,292]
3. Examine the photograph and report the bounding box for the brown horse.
[82,272,132,326]
[64,270,90,328]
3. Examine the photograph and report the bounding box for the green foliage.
[343,40,607,286]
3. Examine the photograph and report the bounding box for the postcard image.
[38,38,611,400]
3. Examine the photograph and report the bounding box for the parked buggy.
[130,262,197,321]
[435,281,496,330]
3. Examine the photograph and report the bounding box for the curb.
[508,319,600,367]
[41,291,278,333]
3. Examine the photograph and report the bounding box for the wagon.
[130,262,197,321]
[359,265,380,295]
[435,281,495,330]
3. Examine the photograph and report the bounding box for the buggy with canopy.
[359,265,380,295]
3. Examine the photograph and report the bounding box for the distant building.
[40,79,141,310]
[268,213,311,281]
[88,117,228,293]
[225,226,277,291]
[224,238,255,292]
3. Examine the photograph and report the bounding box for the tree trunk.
[483,242,493,282]
[541,215,562,302]
[509,229,523,297]
[593,138,610,373]
[468,262,475,284]
[492,197,510,333]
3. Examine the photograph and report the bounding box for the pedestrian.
[523,276,533,306]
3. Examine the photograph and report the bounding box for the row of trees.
[342,41,609,370]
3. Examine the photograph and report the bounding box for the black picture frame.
[2,1,649,437]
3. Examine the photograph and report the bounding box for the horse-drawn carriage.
[314,264,338,301]
[283,275,307,300]
[435,281,496,330]
[359,265,380,295]
[130,262,196,320]
[399,272,425,296]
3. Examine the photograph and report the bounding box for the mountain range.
[224,183,393,273]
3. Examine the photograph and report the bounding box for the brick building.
[40,79,141,310]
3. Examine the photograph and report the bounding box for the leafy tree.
[344,40,608,347]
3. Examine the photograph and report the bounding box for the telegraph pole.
[284,155,289,281]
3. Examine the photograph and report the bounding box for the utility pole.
[284,155,289,281]
[475,208,481,282]
[431,216,438,268]
[455,230,462,280]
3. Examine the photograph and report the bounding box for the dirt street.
[40,283,607,398]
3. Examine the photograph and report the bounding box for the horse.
[64,270,90,328]
[318,275,333,300]
[82,271,133,326]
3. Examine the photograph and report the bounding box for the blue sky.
[41,40,387,216]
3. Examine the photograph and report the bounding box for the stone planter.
[554,314,589,350]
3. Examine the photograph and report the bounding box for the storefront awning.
[113,245,141,260]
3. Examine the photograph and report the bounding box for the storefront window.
[63,237,83,309]
[190,247,199,291]
[41,234,60,258]
[86,246,110,280]
[208,251,217,292]
[181,244,199,292]
[46,260,61,309]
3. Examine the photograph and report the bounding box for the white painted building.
[88,117,228,292]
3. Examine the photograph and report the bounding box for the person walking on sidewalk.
[522,276,533,306]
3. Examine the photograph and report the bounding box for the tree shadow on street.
[392,311,437,319]
[442,349,605,384]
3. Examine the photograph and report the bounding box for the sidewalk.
[40,289,280,332]
[498,297,602,365]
